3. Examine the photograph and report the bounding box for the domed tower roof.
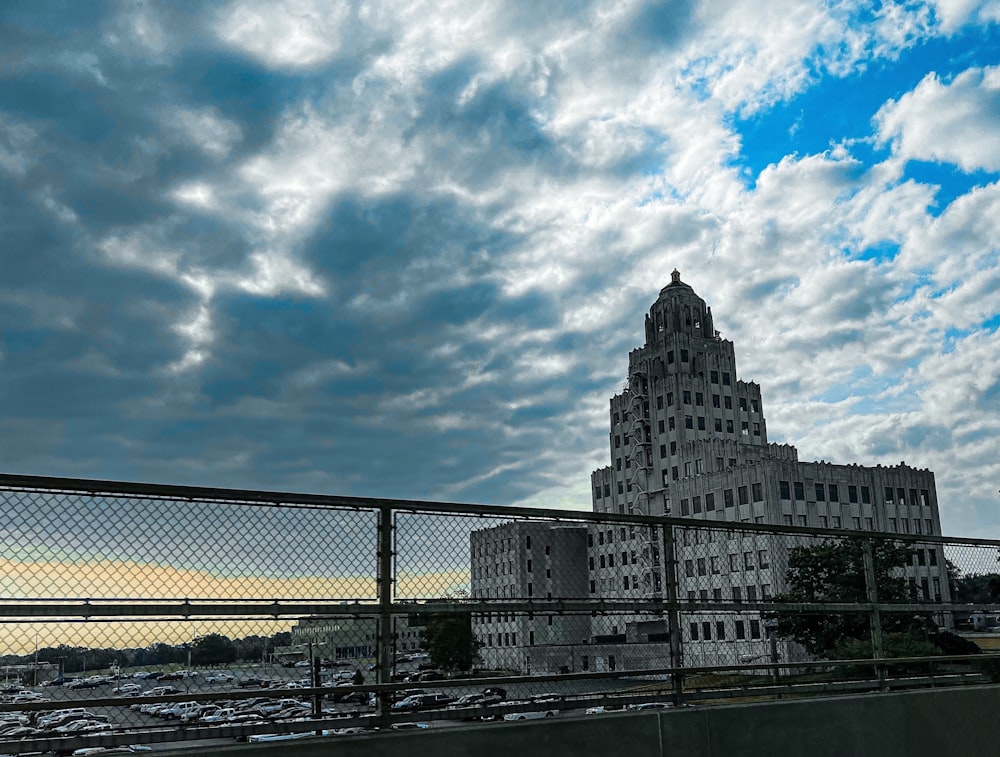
[659,268,693,296]
[645,269,715,343]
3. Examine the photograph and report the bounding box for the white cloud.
[875,66,1000,172]
[929,0,1000,32]
[215,0,352,68]
[0,115,39,178]
[170,107,242,157]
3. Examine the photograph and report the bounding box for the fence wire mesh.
[1,475,999,753]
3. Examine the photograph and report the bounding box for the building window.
[698,416,706,430]
[711,556,720,574]
[794,481,805,500]
[696,392,704,406]
[885,487,894,504]
[752,482,763,502]
[779,480,790,500]
[589,580,596,594]
[713,394,721,408]
[861,486,871,504]
[689,623,699,641]
[656,395,664,410]
[680,498,690,516]
[685,559,694,578]
[726,419,734,433]
[683,390,692,404]
[692,495,702,513]
[724,489,734,508]
[681,349,689,362]
[527,582,533,597]
[702,621,712,640]
[669,417,676,431]
[744,552,754,570]
[697,558,707,576]
[685,415,693,429]
[920,489,929,507]
[735,620,746,639]
[658,420,665,433]
[758,550,769,569]
[711,370,719,383]
[705,492,715,511]
[815,483,826,501]
[722,372,731,386]
[716,621,726,640]
[750,620,761,639]
[829,484,839,502]
[848,485,858,503]
[732,586,742,602]
[738,486,749,505]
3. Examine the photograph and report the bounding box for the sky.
[2,0,1000,539]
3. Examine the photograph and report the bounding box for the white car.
[111,683,142,695]
[247,732,314,743]
[503,708,558,721]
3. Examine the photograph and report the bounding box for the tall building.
[472,271,949,673]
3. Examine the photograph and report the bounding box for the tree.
[421,613,482,672]
[191,633,236,666]
[774,538,915,658]
[948,563,1000,604]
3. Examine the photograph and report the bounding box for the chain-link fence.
[1,474,999,753]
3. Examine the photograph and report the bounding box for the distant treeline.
[1,631,292,673]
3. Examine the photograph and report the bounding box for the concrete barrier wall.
[178,684,1000,757]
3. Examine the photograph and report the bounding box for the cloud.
[875,66,1000,172]
[2,0,1000,549]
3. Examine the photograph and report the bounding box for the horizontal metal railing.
[1,473,998,754]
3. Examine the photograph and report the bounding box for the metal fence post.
[861,537,887,691]
[376,506,395,726]
[660,523,684,706]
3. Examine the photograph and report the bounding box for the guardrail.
[1,473,999,754]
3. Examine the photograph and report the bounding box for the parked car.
[391,693,455,711]
[503,707,558,721]
[111,683,142,695]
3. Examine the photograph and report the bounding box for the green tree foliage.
[775,538,914,658]
[949,567,1000,604]
[421,613,482,671]
[191,633,236,666]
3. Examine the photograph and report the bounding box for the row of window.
[678,483,763,516]
[780,514,935,534]
[684,551,769,578]
[690,618,762,641]
[480,631,518,647]
[589,574,651,593]
[687,585,772,602]
[651,391,760,413]
[778,481,931,508]
[590,551,639,570]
